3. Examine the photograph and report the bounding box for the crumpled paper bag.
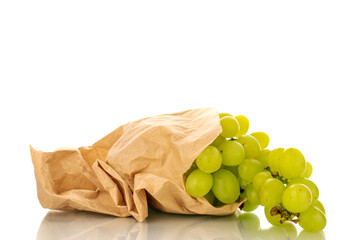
[30,107,243,222]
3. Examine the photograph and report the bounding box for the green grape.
[268,148,284,174]
[236,135,261,158]
[234,115,250,137]
[297,229,326,240]
[204,190,215,205]
[238,158,264,182]
[299,206,326,232]
[280,148,306,179]
[282,183,312,213]
[195,146,222,173]
[259,178,285,207]
[218,140,245,166]
[301,162,313,178]
[242,201,258,212]
[185,169,213,197]
[210,135,226,147]
[288,177,319,204]
[244,184,260,205]
[256,149,270,167]
[212,169,240,204]
[220,116,240,138]
[313,200,326,214]
[264,206,283,226]
[250,132,270,150]
[221,165,239,177]
[219,112,232,118]
[253,171,272,191]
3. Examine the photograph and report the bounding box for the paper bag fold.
[30,107,243,222]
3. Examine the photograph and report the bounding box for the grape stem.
[270,205,300,225]
[265,167,289,184]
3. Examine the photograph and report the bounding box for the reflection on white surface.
[37,209,325,240]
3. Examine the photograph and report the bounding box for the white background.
[1,1,359,239]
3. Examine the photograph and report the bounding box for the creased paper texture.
[30,108,244,222]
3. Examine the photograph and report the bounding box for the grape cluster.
[184,113,326,232]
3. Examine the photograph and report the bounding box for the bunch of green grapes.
[184,112,326,232]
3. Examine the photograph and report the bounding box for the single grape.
[280,148,306,179]
[288,177,319,204]
[195,146,222,173]
[244,184,260,205]
[299,206,326,232]
[234,115,250,137]
[256,149,270,167]
[204,190,215,205]
[218,140,245,166]
[220,116,240,138]
[242,201,259,212]
[259,178,285,207]
[212,169,240,204]
[253,171,272,191]
[219,112,232,118]
[238,158,264,182]
[313,200,326,214]
[282,183,312,213]
[236,135,261,158]
[268,148,284,174]
[185,169,213,198]
[264,206,283,226]
[210,135,226,147]
[250,132,270,150]
[301,162,313,178]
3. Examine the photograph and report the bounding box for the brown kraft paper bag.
[30,107,243,222]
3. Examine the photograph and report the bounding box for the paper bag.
[30,107,243,222]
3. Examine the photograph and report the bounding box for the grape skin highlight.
[288,177,319,204]
[301,162,313,178]
[313,200,326,214]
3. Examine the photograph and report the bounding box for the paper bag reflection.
[37,210,242,240]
